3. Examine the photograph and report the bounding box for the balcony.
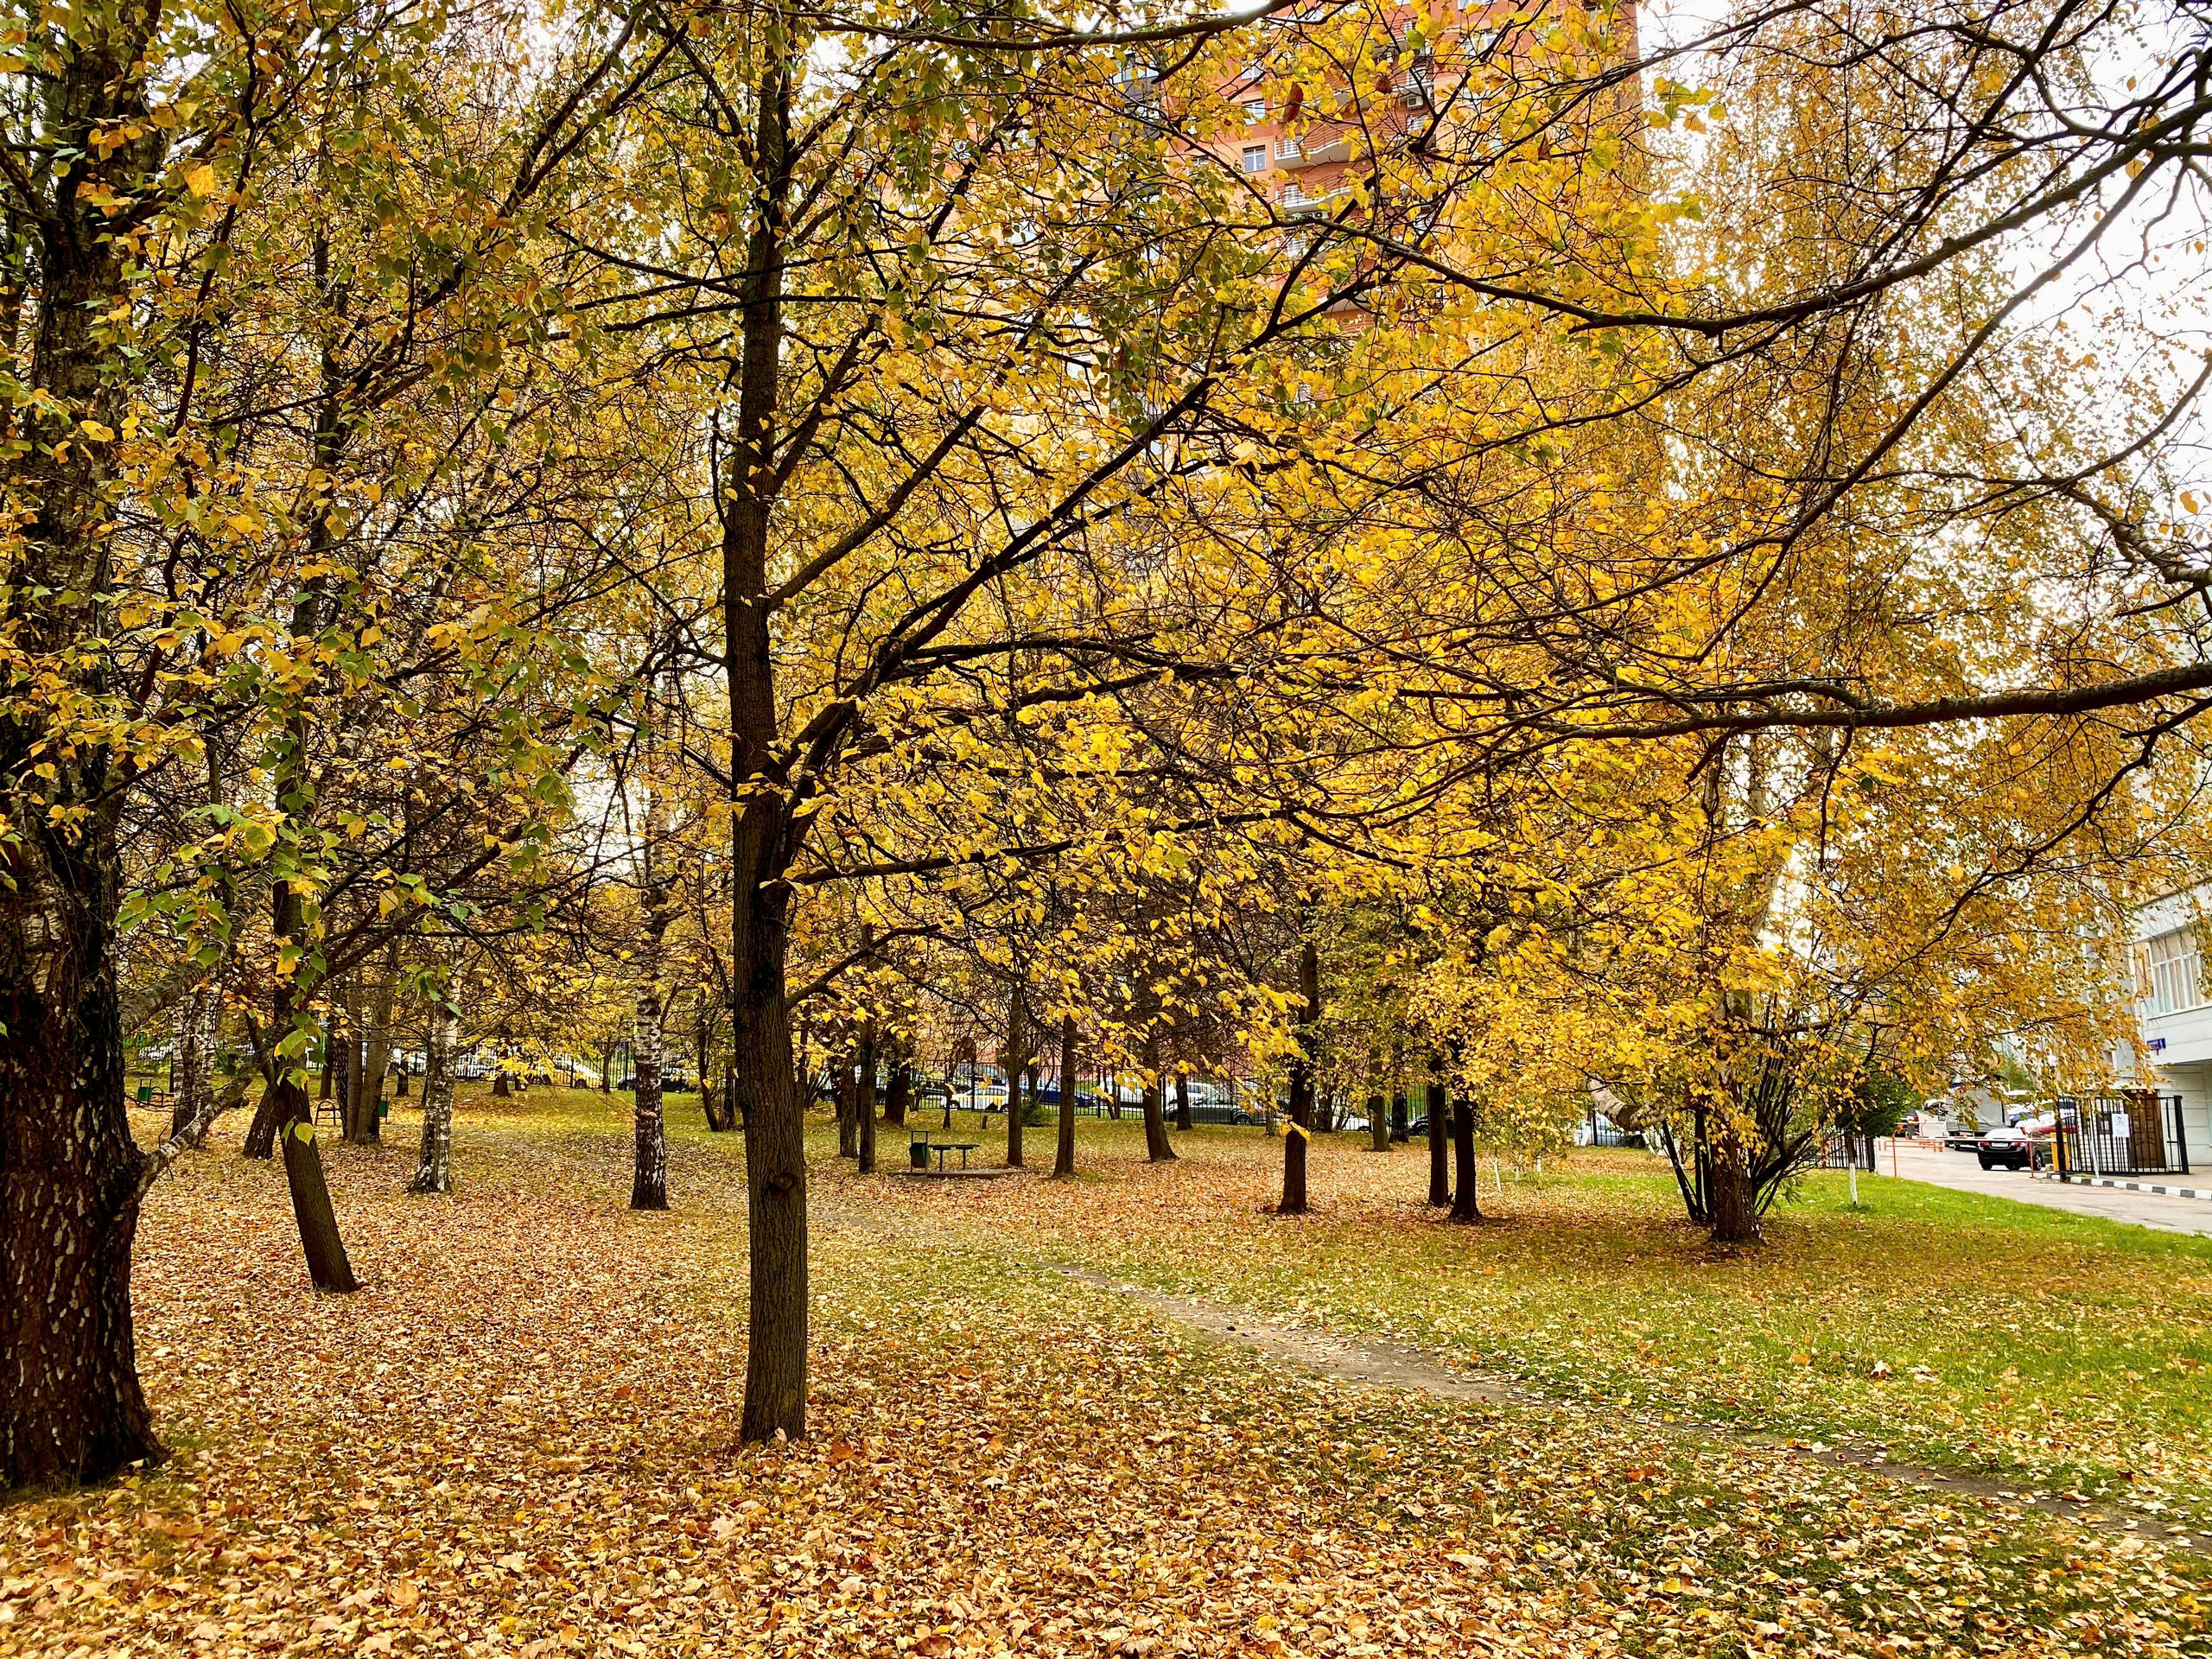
[1272,132,1351,168]
[1278,183,1351,217]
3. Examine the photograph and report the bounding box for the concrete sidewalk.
[1877,1141,2212,1237]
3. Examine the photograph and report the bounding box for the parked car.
[1974,1124,2032,1171]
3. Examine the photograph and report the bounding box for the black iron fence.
[1584,1116,1648,1149]
[1815,1132,1878,1171]
[2045,1094,2190,1178]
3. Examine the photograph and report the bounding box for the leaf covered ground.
[2,1094,2206,1659]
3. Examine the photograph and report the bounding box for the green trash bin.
[909,1134,931,1170]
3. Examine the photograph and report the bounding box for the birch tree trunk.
[409,1002,459,1196]
[168,989,216,1149]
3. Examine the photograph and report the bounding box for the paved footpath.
[1878,1141,2212,1238]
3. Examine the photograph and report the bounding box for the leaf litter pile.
[2,1102,2205,1658]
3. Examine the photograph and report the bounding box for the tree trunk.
[732,885,805,1445]
[1003,992,1027,1169]
[884,1058,909,1128]
[1173,1070,1192,1132]
[1370,1084,1389,1152]
[855,1019,878,1175]
[168,988,216,1149]
[631,978,668,1209]
[340,991,371,1143]
[353,953,398,1146]
[267,1080,359,1292]
[703,1071,737,1133]
[1053,1015,1078,1179]
[1425,1068,1450,1206]
[0,855,163,1487]
[1707,1126,1759,1243]
[409,1002,458,1195]
[601,1040,613,1093]
[1389,1045,1408,1144]
[835,1052,858,1159]
[1141,1073,1178,1162]
[1279,939,1320,1214]
[1449,1097,1482,1223]
[632,789,673,1211]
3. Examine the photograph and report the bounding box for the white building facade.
[2117,887,2212,1171]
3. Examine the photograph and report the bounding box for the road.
[1878,1141,2212,1237]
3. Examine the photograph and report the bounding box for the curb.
[2032,1172,2212,1203]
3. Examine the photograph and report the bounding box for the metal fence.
[1815,1132,1878,1171]
[2047,1094,2190,1177]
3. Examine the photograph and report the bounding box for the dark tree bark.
[270,1081,359,1290]
[1279,940,1321,1214]
[353,955,397,1145]
[1053,1015,1078,1179]
[1141,1072,1178,1162]
[855,1017,878,1175]
[1367,1048,1389,1151]
[1426,1064,1450,1207]
[1003,989,1029,1169]
[1707,1123,1759,1243]
[884,1054,909,1127]
[1449,1097,1482,1224]
[1389,1044,1408,1144]
[0,870,161,1485]
[835,1050,857,1159]
[729,874,805,1443]
[1173,1069,1193,1132]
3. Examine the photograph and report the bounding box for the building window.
[1243,144,1266,173]
[1243,99,1266,123]
[2143,926,2205,1014]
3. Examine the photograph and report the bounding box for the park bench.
[909,1128,981,1171]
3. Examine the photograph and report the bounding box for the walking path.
[1878,1141,2212,1237]
[1053,1264,2202,1555]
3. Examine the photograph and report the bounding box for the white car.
[1974,1124,2031,1171]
